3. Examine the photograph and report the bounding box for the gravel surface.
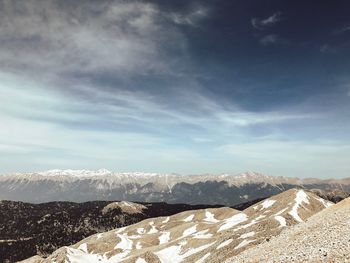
[228,197,350,263]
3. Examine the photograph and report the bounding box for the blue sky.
[0,0,350,177]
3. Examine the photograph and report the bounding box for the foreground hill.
[229,196,350,262]
[0,200,222,262]
[1,170,349,205]
[23,189,333,263]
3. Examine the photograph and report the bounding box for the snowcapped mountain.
[1,170,349,205]
[36,169,113,177]
[22,189,334,263]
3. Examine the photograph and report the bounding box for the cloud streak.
[0,70,328,176]
[251,12,282,30]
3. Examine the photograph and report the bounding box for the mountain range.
[1,170,350,206]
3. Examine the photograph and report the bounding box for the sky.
[0,0,350,178]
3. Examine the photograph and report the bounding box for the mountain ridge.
[21,189,334,263]
[0,200,223,262]
[2,169,349,184]
[1,170,349,205]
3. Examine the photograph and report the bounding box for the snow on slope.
[229,196,350,263]
[2,170,350,206]
[22,189,333,263]
[3,169,345,187]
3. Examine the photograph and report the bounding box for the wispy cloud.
[333,25,350,35]
[1,71,327,175]
[251,12,282,30]
[0,1,349,176]
[259,34,279,45]
[169,5,208,26]
[0,0,188,82]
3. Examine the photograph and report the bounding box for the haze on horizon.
[0,0,349,178]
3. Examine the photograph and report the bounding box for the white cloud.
[0,71,322,174]
[169,5,208,26]
[0,0,186,80]
[0,71,347,177]
[251,12,282,30]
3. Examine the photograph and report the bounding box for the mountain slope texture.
[0,201,221,262]
[228,195,350,262]
[22,189,335,263]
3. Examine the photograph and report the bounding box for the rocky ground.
[21,189,334,263]
[228,196,350,262]
[310,188,350,203]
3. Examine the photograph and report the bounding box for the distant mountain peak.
[237,171,271,178]
[37,169,113,177]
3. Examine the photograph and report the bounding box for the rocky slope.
[310,188,350,203]
[1,170,349,205]
[229,195,350,262]
[22,189,333,263]
[0,200,222,262]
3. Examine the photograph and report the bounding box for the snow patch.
[183,214,194,222]
[67,247,108,263]
[235,239,256,250]
[217,239,233,249]
[148,222,158,234]
[137,228,145,234]
[275,207,288,215]
[195,253,211,263]
[192,229,213,239]
[218,213,248,232]
[239,231,255,239]
[78,243,88,253]
[159,232,171,244]
[162,217,170,224]
[204,210,219,223]
[255,215,265,220]
[115,234,133,250]
[182,224,197,237]
[115,227,126,234]
[155,241,215,263]
[136,241,142,249]
[315,197,333,208]
[288,190,309,222]
[260,199,276,210]
[275,215,287,227]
